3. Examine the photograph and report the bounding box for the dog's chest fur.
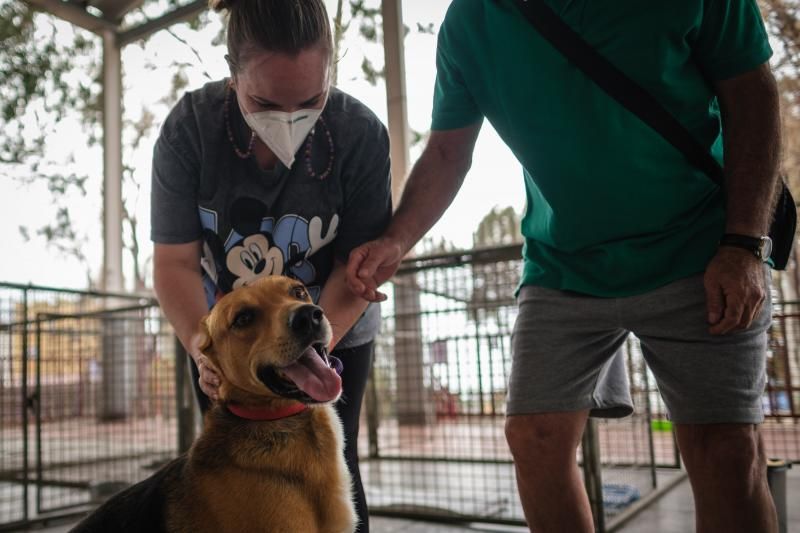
[167,405,355,533]
[73,404,355,533]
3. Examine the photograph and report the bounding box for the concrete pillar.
[100,30,130,419]
[381,1,432,426]
[102,29,124,293]
[381,0,410,203]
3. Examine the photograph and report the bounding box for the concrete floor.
[21,467,800,532]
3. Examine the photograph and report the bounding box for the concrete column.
[100,30,130,419]
[381,1,432,426]
[381,0,410,203]
[102,29,124,293]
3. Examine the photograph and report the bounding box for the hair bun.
[209,0,236,12]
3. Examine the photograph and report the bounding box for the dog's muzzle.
[257,343,343,404]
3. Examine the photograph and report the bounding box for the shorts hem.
[506,395,634,419]
[668,407,764,425]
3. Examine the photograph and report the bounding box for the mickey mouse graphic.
[198,197,337,303]
[226,233,284,289]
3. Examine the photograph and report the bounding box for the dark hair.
[210,0,333,73]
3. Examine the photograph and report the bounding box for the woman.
[151,1,391,530]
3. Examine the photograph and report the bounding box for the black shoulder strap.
[512,0,726,185]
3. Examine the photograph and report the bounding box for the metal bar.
[2,303,157,330]
[0,508,94,532]
[779,314,796,416]
[175,337,195,454]
[0,450,173,480]
[34,314,43,514]
[606,471,689,532]
[0,282,150,300]
[395,244,523,275]
[474,331,485,416]
[581,419,606,532]
[364,454,685,469]
[21,288,29,523]
[25,0,117,34]
[361,456,514,466]
[365,362,380,459]
[642,357,658,488]
[117,0,207,46]
[37,303,156,321]
[368,508,526,527]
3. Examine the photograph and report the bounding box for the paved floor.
[22,467,800,532]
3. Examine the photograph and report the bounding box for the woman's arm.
[153,241,221,398]
[317,260,370,351]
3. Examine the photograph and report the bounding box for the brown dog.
[73,276,357,533]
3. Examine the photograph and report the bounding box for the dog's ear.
[196,318,213,354]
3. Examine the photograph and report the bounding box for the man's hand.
[704,247,766,335]
[346,237,406,302]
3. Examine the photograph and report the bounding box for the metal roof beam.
[117,0,207,46]
[26,0,117,34]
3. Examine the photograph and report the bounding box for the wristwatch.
[719,233,773,262]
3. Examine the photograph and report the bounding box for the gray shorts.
[508,273,771,424]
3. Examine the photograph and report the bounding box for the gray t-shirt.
[151,80,391,348]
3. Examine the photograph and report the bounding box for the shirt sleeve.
[150,96,203,244]
[333,117,393,263]
[692,0,773,81]
[431,11,484,131]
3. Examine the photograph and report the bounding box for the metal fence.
[0,283,179,531]
[359,245,800,530]
[1,246,799,531]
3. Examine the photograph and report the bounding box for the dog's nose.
[289,305,324,335]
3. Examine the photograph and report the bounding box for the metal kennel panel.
[362,247,525,525]
[31,304,177,516]
[0,287,29,527]
[0,283,180,530]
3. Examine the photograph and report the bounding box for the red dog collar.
[227,402,308,421]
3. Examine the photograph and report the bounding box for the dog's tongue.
[280,347,342,402]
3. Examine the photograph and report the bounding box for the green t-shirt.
[432,0,773,297]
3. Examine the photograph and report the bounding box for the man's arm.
[716,63,782,236]
[346,122,482,301]
[704,62,781,335]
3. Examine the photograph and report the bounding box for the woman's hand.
[190,333,221,400]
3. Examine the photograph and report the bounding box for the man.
[346,1,782,532]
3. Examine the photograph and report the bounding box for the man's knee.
[677,424,766,480]
[505,412,587,463]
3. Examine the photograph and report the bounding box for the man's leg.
[626,271,775,533]
[676,423,776,533]
[505,410,593,533]
[506,286,632,532]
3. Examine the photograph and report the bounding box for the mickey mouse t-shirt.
[151,80,391,348]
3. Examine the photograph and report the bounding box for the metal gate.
[0,283,180,530]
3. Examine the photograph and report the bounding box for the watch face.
[760,237,773,261]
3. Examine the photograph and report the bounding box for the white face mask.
[241,106,324,168]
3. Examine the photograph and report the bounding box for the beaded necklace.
[224,84,256,159]
[304,117,335,181]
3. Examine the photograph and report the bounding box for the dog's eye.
[292,286,307,300]
[231,308,256,329]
